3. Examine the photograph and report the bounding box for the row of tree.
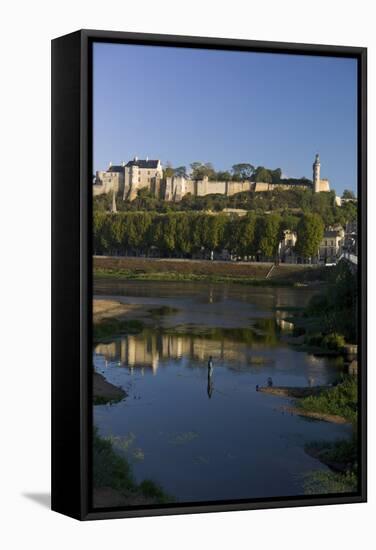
[93,210,324,260]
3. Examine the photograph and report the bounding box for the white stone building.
[123,157,163,200]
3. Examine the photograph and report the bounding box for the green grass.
[305,437,358,470]
[93,428,135,493]
[93,428,170,503]
[94,267,293,287]
[93,318,144,341]
[297,376,358,423]
[303,470,358,495]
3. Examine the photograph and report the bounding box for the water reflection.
[94,325,344,387]
[94,323,283,375]
[93,281,349,503]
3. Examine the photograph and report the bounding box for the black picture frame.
[51,29,367,521]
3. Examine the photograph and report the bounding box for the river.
[93,280,352,503]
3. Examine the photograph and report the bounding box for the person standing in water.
[207,356,214,398]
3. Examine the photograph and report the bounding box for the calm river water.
[93,280,352,503]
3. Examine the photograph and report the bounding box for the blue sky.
[93,43,358,194]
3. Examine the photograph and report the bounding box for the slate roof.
[107,165,124,173]
[324,230,341,238]
[125,159,159,169]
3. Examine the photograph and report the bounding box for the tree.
[175,214,193,256]
[216,171,232,181]
[255,214,281,258]
[232,163,255,180]
[271,168,282,184]
[237,213,257,257]
[254,166,272,183]
[190,162,216,180]
[163,162,174,178]
[342,189,355,199]
[174,166,187,178]
[295,213,324,260]
[159,213,177,255]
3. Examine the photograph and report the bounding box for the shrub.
[298,376,358,423]
[322,333,345,351]
[304,333,323,346]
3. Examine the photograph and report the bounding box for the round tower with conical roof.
[313,153,321,193]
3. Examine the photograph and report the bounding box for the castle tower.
[313,153,321,193]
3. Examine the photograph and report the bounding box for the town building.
[278,230,298,263]
[278,225,345,265]
[318,226,345,264]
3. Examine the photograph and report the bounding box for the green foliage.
[93,211,287,260]
[304,261,357,342]
[342,189,355,199]
[295,213,324,259]
[190,161,216,180]
[298,376,358,423]
[232,163,255,180]
[306,437,358,469]
[93,318,144,341]
[93,428,135,492]
[321,333,345,351]
[254,166,272,183]
[138,480,170,503]
[303,470,358,495]
[255,214,281,257]
[93,185,357,230]
[93,428,169,502]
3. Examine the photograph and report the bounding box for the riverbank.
[260,377,357,424]
[94,256,328,286]
[93,428,170,508]
[259,385,329,398]
[93,372,126,405]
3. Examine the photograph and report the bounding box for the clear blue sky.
[93,42,358,194]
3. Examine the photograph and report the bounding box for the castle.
[93,154,330,201]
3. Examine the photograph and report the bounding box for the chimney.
[146,156,149,161]
[109,161,112,168]
[134,156,138,162]
[122,160,125,167]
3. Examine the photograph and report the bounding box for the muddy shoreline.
[93,372,126,405]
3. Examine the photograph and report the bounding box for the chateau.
[93,154,330,201]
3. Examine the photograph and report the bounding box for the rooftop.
[126,159,159,169]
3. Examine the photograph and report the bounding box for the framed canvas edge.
[52,29,367,521]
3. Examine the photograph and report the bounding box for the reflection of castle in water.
[94,323,343,386]
[94,331,262,374]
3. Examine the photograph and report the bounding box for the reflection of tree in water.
[94,321,282,374]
